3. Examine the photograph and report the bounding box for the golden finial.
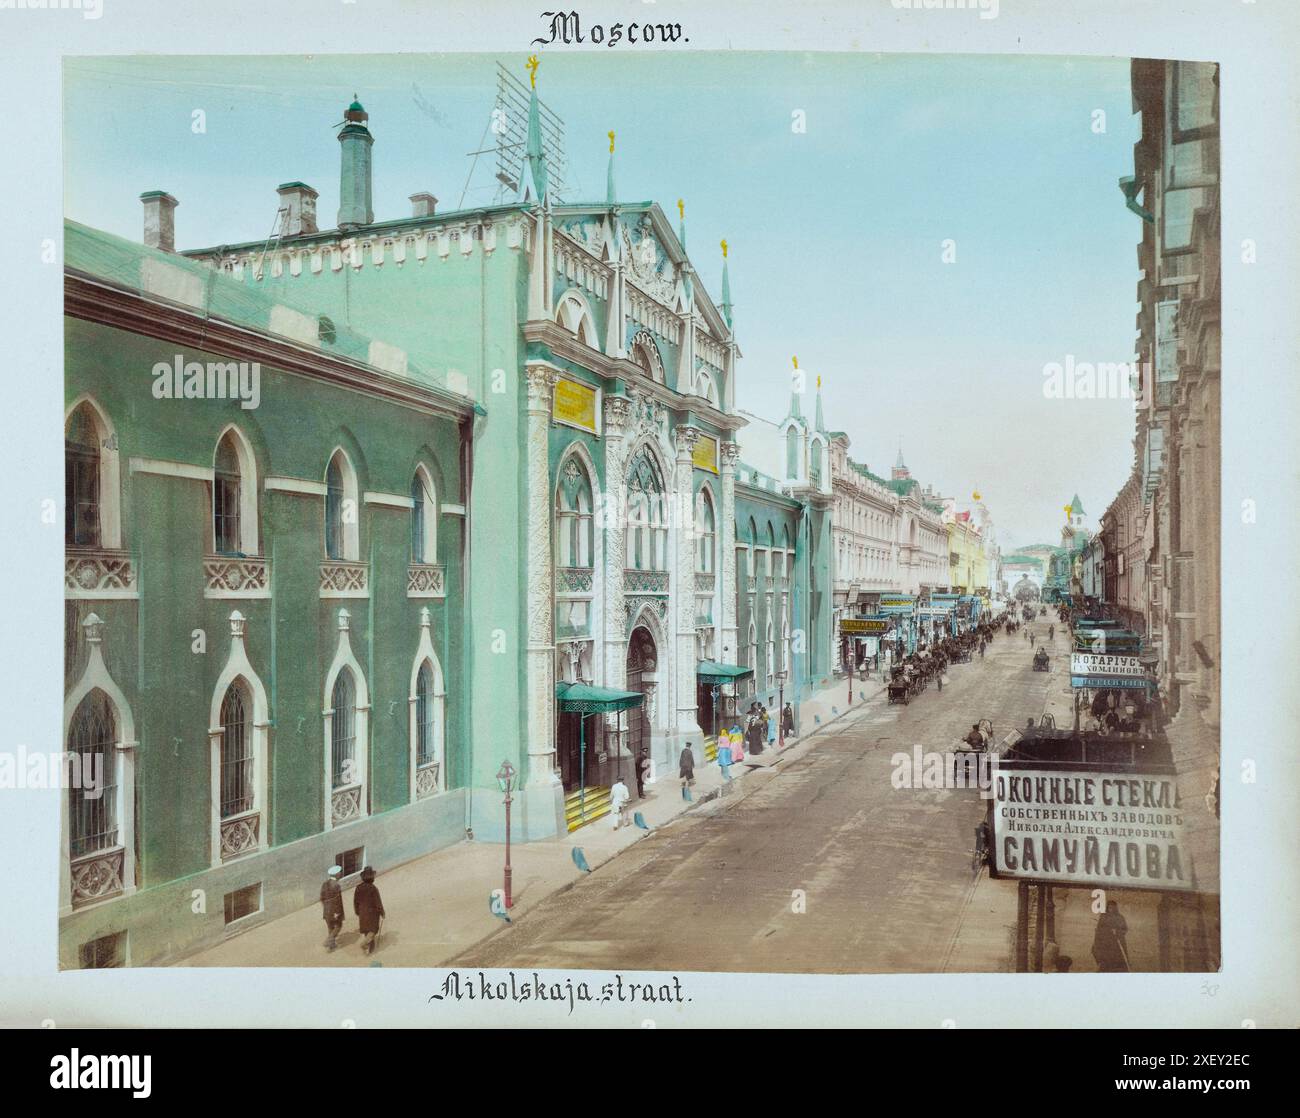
[608,130,615,153]
[720,238,728,259]
[792,356,799,369]
[677,198,684,221]
[1064,504,1073,517]
[973,490,982,501]
[526,55,540,89]
[817,375,822,390]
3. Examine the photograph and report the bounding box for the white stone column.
[602,397,632,695]
[673,425,702,737]
[524,365,559,792]
[720,441,740,664]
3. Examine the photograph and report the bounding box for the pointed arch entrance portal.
[625,626,657,758]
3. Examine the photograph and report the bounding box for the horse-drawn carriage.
[953,717,994,781]
[887,671,911,705]
[1033,647,1050,672]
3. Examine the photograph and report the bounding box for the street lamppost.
[776,669,788,748]
[495,759,516,910]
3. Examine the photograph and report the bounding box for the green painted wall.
[65,315,465,889]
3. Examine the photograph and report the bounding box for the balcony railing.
[407,563,446,598]
[69,846,124,908]
[66,549,137,599]
[320,560,369,598]
[204,556,271,598]
[557,566,594,594]
[331,784,362,826]
[219,810,261,861]
[624,569,669,594]
[415,762,441,800]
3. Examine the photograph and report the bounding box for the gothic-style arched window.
[330,670,357,790]
[67,691,118,859]
[695,488,716,574]
[65,405,102,548]
[410,465,437,564]
[626,448,667,571]
[325,449,359,561]
[415,662,436,769]
[219,681,254,818]
[214,433,244,556]
[556,455,594,568]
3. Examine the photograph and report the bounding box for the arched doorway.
[625,626,657,757]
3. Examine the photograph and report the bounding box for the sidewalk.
[183,674,874,968]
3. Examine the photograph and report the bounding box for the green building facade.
[61,80,818,964]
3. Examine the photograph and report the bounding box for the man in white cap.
[320,865,345,952]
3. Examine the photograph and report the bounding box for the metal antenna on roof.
[253,205,290,282]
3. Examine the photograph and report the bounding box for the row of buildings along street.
[60,56,1218,973]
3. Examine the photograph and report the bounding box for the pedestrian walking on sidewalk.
[782,703,795,741]
[320,864,344,952]
[635,746,650,799]
[1091,902,1130,972]
[354,866,385,956]
[730,724,745,763]
[678,743,696,791]
[717,736,733,781]
[765,705,775,748]
[609,776,631,829]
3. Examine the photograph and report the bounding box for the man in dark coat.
[1091,903,1130,971]
[354,865,386,956]
[635,746,650,799]
[320,865,344,952]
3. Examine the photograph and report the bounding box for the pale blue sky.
[64,51,1142,549]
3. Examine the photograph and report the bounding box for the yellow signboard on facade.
[552,377,599,434]
[693,433,719,473]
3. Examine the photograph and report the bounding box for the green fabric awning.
[696,661,755,683]
[554,681,644,714]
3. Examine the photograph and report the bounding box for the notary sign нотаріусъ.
[991,768,1192,891]
[1070,652,1144,677]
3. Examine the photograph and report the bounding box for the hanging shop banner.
[879,595,916,615]
[552,377,599,434]
[840,617,889,635]
[1071,653,1144,677]
[991,767,1192,892]
[692,433,719,474]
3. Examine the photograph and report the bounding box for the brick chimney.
[277,182,319,237]
[410,192,438,218]
[140,191,178,253]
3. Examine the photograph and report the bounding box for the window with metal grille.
[213,435,242,555]
[68,691,118,860]
[325,454,346,560]
[334,846,364,878]
[219,681,254,818]
[331,671,356,788]
[65,409,101,548]
[79,931,125,969]
[416,662,436,767]
[223,883,262,924]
